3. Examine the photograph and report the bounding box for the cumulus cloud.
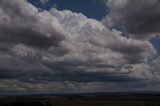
[0,0,65,49]
[102,0,128,27]
[0,0,158,92]
[103,0,160,40]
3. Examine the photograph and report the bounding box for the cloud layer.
[0,0,159,92]
[103,0,160,39]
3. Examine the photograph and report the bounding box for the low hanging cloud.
[0,0,158,92]
[2,79,159,94]
[103,0,160,40]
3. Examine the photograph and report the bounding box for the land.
[1,92,160,106]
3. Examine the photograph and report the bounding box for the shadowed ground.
[1,92,160,106]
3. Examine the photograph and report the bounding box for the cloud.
[0,0,65,49]
[0,0,158,92]
[120,63,154,80]
[102,0,128,27]
[103,0,160,40]
[153,57,160,66]
[40,0,49,5]
[1,79,160,93]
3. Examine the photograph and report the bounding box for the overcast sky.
[0,0,160,94]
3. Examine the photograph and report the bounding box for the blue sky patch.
[28,0,108,20]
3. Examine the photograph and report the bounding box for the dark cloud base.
[0,0,159,92]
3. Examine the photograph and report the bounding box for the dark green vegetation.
[1,92,160,106]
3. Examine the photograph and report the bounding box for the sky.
[28,0,108,20]
[0,0,160,94]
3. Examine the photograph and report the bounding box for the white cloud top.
[0,0,159,92]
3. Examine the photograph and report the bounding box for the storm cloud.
[0,0,159,92]
[103,0,160,39]
[0,0,65,49]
